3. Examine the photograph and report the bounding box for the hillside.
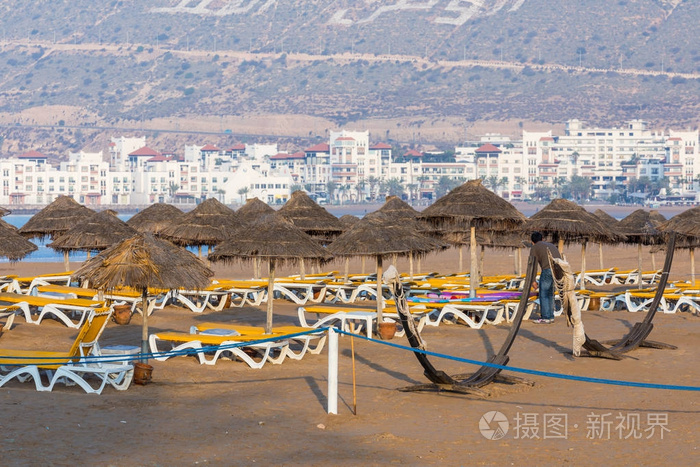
[0,0,698,155]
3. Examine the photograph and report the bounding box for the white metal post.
[327,328,338,414]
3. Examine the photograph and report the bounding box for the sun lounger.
[421,301,506,329]
[0,308,133,394]
[574,268,617,287]
[0,291,104,329]
[192,323,327,360]
[148,330,289,368]
[297,305,378,337]
[30,284,172,317]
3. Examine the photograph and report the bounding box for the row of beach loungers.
[0,267,697,394]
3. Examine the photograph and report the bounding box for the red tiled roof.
[539,137,555,142]
[108,142,116,147]
[146,155,172,162]
[405,149,423,157]
[201,144,220,151]
[18,150,47,159]
[667,137,682,141]
[270,152,305,160]
[335,137,355,141]
[129,146,161,157]
[305,143,330,152]
[370,143,392,150]
[229,143,246,151]
[475,143,502,153]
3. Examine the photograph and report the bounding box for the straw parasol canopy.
[593,208,619,227]
[338,214,360,228]
[328,212,448,324]
[73,232,214,360]
[374,195,420,220]
[657,206,700,282]
[617,209,666,288]
[49,211,137,253]
[521,199,622,246]
[419,179,526,297]
[0,206,11,217]
[592,208,620,268]
[278,190,344,240]
[209,213,333,334]
[126,203,185,235]
[160,198,238,255]
[235,197,275,227]
[0,221,38,261]
[19,196,95,240]
[520,198,623,290]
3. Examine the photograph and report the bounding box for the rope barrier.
[2,324,697,392]
[334,329,700,392]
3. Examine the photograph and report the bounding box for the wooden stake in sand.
[351,335,357,415]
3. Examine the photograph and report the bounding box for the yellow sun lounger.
[148,330,290,368]
[0,308,133,394]
[0,292,104,329]
[192,322,327,360]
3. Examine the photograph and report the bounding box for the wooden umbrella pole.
[344,257,350,282]
[392,253,397,268]
[558,238,564,255]
[517,248,522,276]
[376,255,383,324]
[198,245,202,259]
[691,248,696,285]
[470,226,477,298]
[361,256,366,274]
[638,243,643,289]
[479,245,485,283]
[409,252,414,281]
[266,258,275,334]
[141,287,149,363]
[580,242,587,291]
[63,251,70,272]
[300,257,306,280]
[458,245,463,273]
[651,251,656,270]
[351,335,357,416]
[599,243,604,269]
[417,256,422,275]
[513,248,518,275]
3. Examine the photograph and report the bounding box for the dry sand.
[0,243,698,466]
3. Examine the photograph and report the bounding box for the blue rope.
[335,329,700,392]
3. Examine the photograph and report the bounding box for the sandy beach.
[0,242,698,466]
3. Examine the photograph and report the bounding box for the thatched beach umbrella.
[279,190,344,278]
[520,198,622,290]
[657,206,700,283]
[328,212,448,325]
[209,213,332,334]
[0,221,38,261]
[0,206,11,217]
[73,233,213,361]
[419,179,526,297]
[19,195,95,240]
[338,214,360,228]
[49,211,137,269]
[236,198,275,227]
[160,198,238,257]
[617,209,666,288]
[235,198,277,277]
[593,209,620,268]
[126,203,185,235]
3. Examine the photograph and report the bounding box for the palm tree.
[237,186,249,204]
[326,180,339,203]
[406,183,418,202]
[355,179,367,203]
[386,177,405,197]
[367,176,380,201]
[168,182,179,203]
